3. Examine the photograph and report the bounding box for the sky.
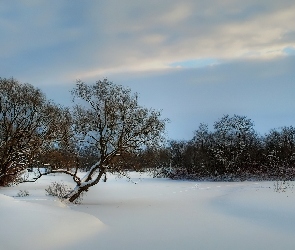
[1,0,295,140]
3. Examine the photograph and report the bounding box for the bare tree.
[57,79,166,202]
[264,126,295,179]
[0,78,69,186]
[211,114,257,176]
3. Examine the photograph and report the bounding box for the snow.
[1,172,295,249]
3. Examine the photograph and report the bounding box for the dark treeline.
[136,115,295,181]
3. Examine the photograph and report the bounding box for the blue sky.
[1,0,295,140]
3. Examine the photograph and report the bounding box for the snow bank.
[0,192,105,250]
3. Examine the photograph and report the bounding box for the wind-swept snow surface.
[0,174,106,250]
[1,173,295,250]
[0,192,105,250]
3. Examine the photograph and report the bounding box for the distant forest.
[138,114,295,181]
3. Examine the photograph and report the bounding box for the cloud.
[106,56,295,139]
[1,1,295,139]
[66,0,295,80]
[1,0,294,83]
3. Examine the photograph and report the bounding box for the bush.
[273,181,294,193]
[45,181,84,204]
[16,190,29,197]
[45,181,71,200]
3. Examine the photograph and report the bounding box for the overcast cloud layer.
[1,1,295,139]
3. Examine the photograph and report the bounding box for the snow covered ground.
[1,172,295,250]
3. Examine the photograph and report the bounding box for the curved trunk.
[68,188,84,203]
[67,166,106,203]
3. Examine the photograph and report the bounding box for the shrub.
[45,181,71,200]
[45,181,84,204]
[16,190,29,197]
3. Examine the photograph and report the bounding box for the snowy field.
[1,173,295,250]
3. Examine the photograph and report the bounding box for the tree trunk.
[68,188,85,203]
[67,166,106,203]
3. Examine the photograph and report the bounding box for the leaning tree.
[56,79,167,202]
